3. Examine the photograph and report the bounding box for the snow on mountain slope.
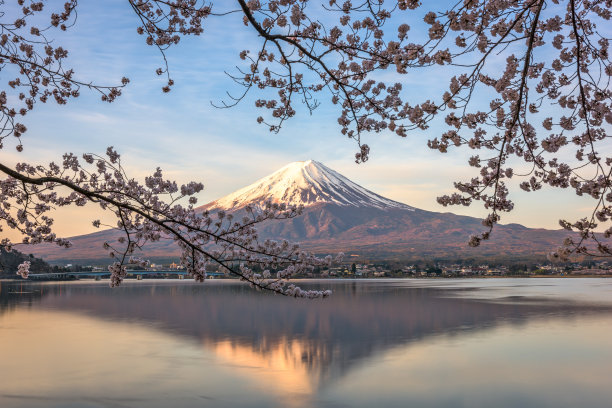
[207,160,414,211]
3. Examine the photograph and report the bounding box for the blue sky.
[4,1,596,238]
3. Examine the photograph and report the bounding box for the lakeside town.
[20,259,612,280]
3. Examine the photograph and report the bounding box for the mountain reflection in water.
[1,279,612,408]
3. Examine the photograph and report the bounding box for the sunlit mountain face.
[28,161,572,263]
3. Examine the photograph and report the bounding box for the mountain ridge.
[26,160,571,262]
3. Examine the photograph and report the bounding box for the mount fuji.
[29,160,570,262]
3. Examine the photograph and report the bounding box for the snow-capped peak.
[208,160,414,211]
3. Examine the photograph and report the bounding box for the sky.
[2,0,600,239]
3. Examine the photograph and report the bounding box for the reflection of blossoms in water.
[16,261,30,279]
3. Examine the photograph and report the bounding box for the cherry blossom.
[16,260,30,278]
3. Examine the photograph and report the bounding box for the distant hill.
[0,248,53,277]
[27,160,574,263]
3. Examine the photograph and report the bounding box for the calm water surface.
[1,278,612,408]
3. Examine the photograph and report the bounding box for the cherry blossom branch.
[0,152,333,297]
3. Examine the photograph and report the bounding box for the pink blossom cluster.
[0,1,129,152]
[16,260,30,278]
[410,0,611,258]
[132,0,210,92]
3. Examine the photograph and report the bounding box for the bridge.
[27,270,225,280]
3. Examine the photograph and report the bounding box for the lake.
[1,278,612,408]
